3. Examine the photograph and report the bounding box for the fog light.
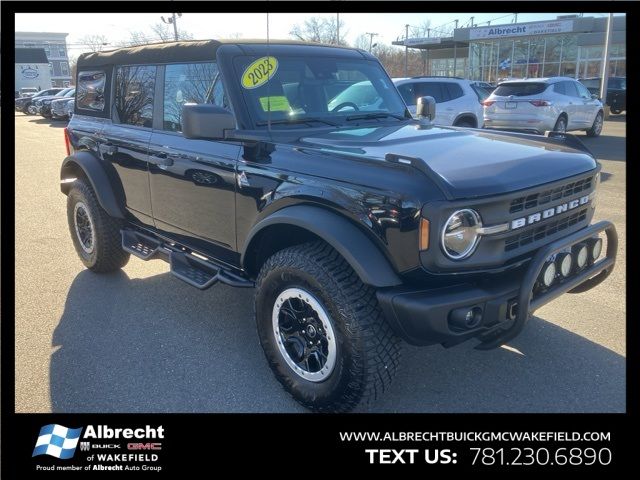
[540,261,557,287]
[589,237,603,261]
[573,243,588,269]
[449,306,483,330]
[557,252,573,277]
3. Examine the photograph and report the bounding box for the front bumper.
[377,221,617,349]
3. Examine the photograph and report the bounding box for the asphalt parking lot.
[14,112,626,413]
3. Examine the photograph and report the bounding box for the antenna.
[266,12,271,132]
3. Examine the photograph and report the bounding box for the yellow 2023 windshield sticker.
[241,56,278,89]
[259,96,291,112]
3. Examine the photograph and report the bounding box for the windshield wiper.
[345,112,407,122]
[256,117,339,127]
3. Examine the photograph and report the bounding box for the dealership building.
[14,32,72,87]
[393,15,626,82]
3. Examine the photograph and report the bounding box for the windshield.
[233,55,408,127]
[55,88,74,97]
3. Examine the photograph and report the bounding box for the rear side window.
[563,81,580,98]
[163,62,219,132]
[493,83,548,96]
[77,70,106,111]
[444,83,464,101]
[416,82,449,103]
[553,82,566,95]
[397,83,417,106]
[580,79,600,89]
[115,65,156,127]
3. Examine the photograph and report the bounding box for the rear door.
[415,82,452,125]
[99,65,156,226]
[147,62,240,261]
[552,81,578,128]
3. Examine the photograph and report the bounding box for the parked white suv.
[483,77,604,136]
[392,77,485,128]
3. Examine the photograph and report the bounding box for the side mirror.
[591,94,599,100]
[416,96,436,121]
[182,103,235,140]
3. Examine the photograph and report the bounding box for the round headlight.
[557,252,573,277]
[541,261,557,287]
[575,244,588,269]
[441,209,481,260]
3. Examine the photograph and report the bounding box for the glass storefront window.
[498,40,513,76]
[560,62,576,77]
[543,63,560,77]
[561,36,577,62]
[544,36,561,63]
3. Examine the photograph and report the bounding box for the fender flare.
[242,205,403,288]
[60,151,125,219]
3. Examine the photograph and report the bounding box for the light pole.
[365,32,379,52]
[161,12,182,41]
[405,24,410,77]
[600,13,614,118]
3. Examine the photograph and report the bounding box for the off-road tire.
[586,111,604,137]
[66,179,130,272]
[255,241,401,412]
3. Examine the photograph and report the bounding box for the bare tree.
[78,34,109,52]
[353,34,370,51]
[117,23,193,47]
[290,17,348,46]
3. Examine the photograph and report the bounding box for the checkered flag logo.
[32,424,83,459]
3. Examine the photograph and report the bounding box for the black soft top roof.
[77,39,362,69]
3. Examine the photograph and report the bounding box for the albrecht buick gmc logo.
[33,425,164,459]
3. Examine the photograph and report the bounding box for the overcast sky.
[15,12,617,59]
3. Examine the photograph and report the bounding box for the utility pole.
[600,13,614,118]
[336,13,340,45]
[405,24,409,77]
[454,19,459,29]
[365,32,379,52]
[513,13,518,24]
[161,12,182,41]
[470,16,474,28]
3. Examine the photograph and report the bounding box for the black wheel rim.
[73,202,94,253]
[272,288,337,382]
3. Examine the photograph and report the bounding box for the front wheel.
[255,241,401,412]
[66,179,130,272]
[586,111,604,137]
[553,116,567,133]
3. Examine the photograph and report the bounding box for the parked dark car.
[51,92,76,120]
[579,77,626,114]
[37,88,75,118]
[61,40,617,412]
[15,88,63,114]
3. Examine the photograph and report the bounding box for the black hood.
[296,123,597,199]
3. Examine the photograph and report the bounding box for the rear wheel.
[586,111,604,137]
[610,107,621,115]
[553,116,567,133]
[66,179,130,272]
[255,241,401,412]
[454,119,475,128]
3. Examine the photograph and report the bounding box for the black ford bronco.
[61,40,617,412]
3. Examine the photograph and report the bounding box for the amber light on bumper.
[419,218,430,251]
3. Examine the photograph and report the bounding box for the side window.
[115,65,156,128]
[163,62,219,132]
[445,83,464,101]
[416,82,448,103]
[575,82,591,99]
[563,81,580,98]
[397,83,417,106]
[553,82,566,95]
[77,70,106,112]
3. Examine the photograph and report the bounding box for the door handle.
[149,153,174,167]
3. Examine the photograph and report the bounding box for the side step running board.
[122,229,161,260]
[120,229,254,289]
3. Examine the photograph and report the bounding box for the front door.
[148,62,240,263]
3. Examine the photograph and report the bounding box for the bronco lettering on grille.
[511,195,590,230]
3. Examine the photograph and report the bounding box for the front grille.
[509,176,593,214]
[504,208,588,252]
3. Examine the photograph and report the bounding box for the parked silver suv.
[483,77,604,137]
